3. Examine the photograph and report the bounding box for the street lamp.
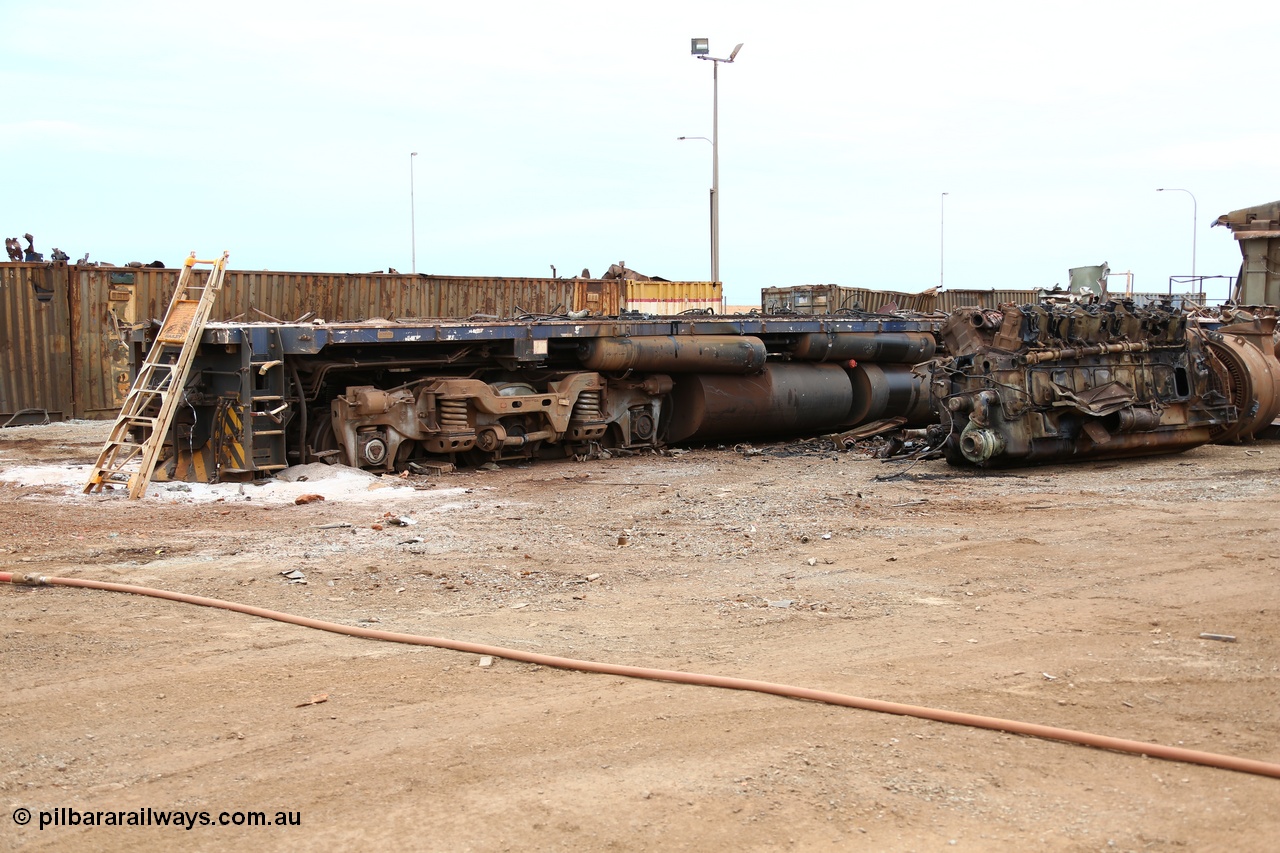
[677,136,713,281]
[410,151,419,274]
[691,38,743,284]
[940,192,949,288]
[1156,187,1197,279]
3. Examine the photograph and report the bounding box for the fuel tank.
[666,363,854,442]
[846,364,934,427]
[577,335,767,374]
[789,332,936,364]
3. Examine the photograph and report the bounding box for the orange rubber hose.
[5,570,1278,780]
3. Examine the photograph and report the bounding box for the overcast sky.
[5,0,1275,305]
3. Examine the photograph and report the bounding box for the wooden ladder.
[84,251,230,499]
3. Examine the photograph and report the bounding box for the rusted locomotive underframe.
[934,301,1280,467]
[151,303,1280,481]
[157,322,940,481]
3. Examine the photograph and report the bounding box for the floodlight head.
[691,37,709,56]
[729,43,743,61]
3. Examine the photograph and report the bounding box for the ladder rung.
[138,373,176,383]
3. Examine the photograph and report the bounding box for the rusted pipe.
[503,428,555,448]
[4,571,1279,780]
[1023,342,1153,364]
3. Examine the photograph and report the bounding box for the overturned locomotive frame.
[157,315,940,482]
[147,299,1280,482]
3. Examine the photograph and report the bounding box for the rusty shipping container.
[761,284,937,315]
[934,288,1207,312]
[77,267,625,326]
[1124,291,1207,310]
[934,289,1040,312]
[624,280,723,314]
[0,262,74,422]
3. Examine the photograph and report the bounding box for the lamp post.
[1156,187,1197,279]
[677,135,713,281]
[410,151,419,274]
[691,38,742,284]
[940,192,949,288]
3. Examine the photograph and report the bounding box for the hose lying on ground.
[5,570,1278,780]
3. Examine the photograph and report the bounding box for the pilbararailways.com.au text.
[15,806,301,831]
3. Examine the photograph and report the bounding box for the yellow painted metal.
[624,280,723,314]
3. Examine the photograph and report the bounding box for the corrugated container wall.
[0,263,74,420]
[933,289,1207,312]
[625,281,723,314]
[1126,291,1208,310]
[70,268,138,418]
[761,285,937,314]
[77,268,625,326]
[934,289,1041,312]
[760,285,1196,317]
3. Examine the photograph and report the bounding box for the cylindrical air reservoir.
[790,332,936,364]
[578,335,767,374]
[666,363,854,443]
[846,364,934,427]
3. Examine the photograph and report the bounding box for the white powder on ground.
[0,462,471,506]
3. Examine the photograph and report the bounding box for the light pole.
[940,192,949,288]
[691,38,742,284]
[410,151,419,274]
[1156,187,1197,279]
[677,135,713,281]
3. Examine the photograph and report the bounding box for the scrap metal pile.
[931,301,1280,466]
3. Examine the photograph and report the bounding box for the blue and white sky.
[4,0,1276,305]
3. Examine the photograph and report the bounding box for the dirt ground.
[1,421,1277,852]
